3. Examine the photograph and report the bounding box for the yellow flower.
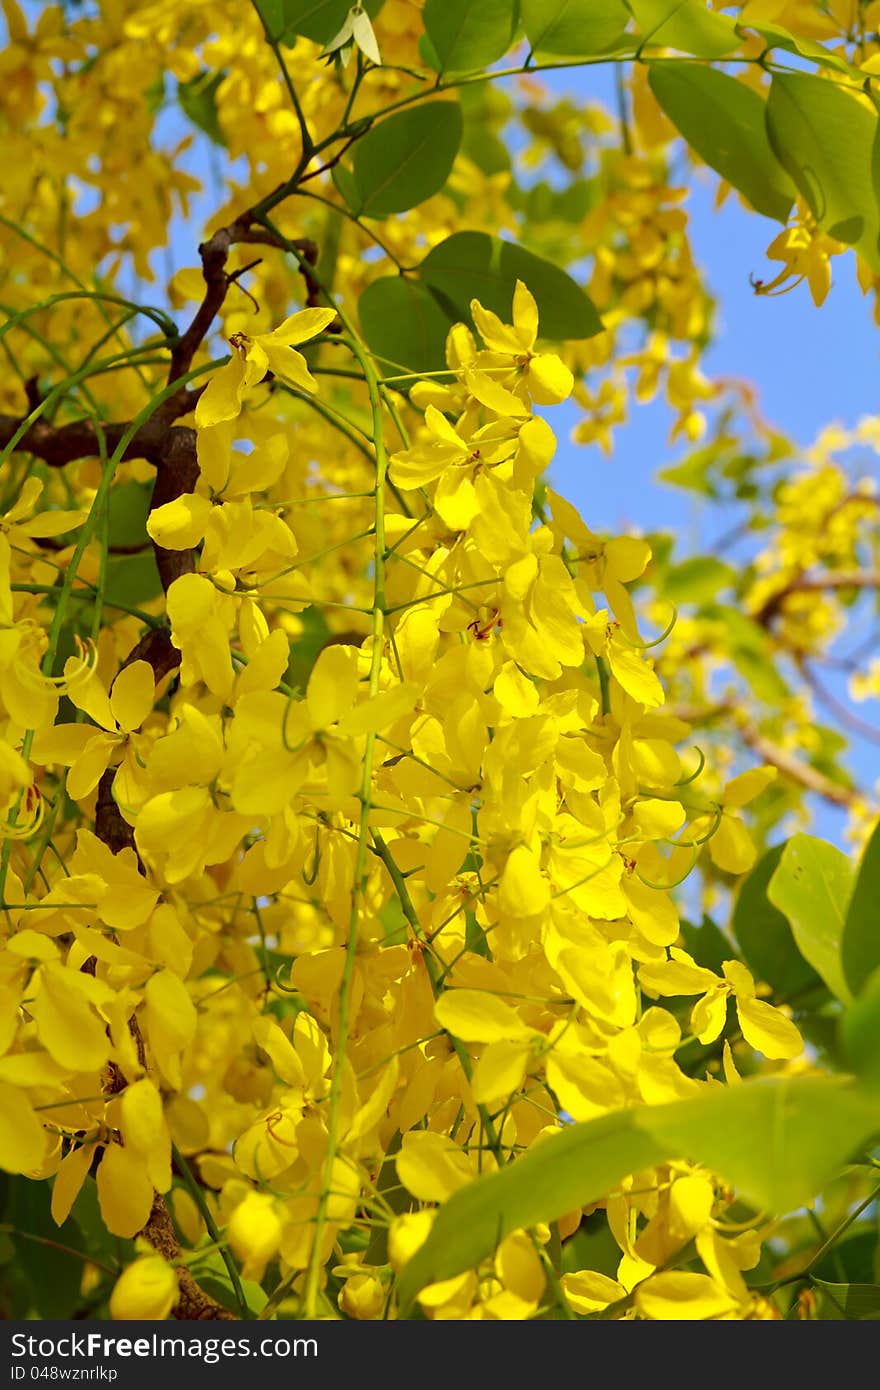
[0,477,85,560]
[639,948,803,1060]
[165,572,237,697]
[690,766,778,876]
[0,741,36,839]
[388,1211,435,1272]
[757,216,843,308]
[0,523,96,729]
[435,986,542,1105]
[229,644,416,816]
[119,1078,173,1195]
[194,307,337,428]
[31,660,154,800]
[470,280,575,404]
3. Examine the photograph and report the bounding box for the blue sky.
[526,65,879,848]
[534,64,880,532]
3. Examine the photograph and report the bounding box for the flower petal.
[194,354,248,429]
[110,660,155,733]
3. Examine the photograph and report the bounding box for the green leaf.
[679,915,733,975]
[7,1176,93,1318]
[663,556,736,604]
[748,22,863,77]
[331,162,359,210]
[267,0,383,44]
[107,481,151,549]
[657,444,720,496]
[841,967,880,1088]
[521,0,629,56]
[729,642,790,703]
[766,72,880,272]
[711,605,790,700]
[358,276,452,373]
[841,820,880,995]
[649,63,794,222]
[177,71,226,146]
[627,0,740,57]
[253,0,287,40]
[399,1111,662,1312]
[348,103,462,217]
[768,834,855,1003]
[398,1076,880,1310]
[285,605,330,694]
[646,1077,878,1213]
[418,230,603,341]
[560,1212,622,1277]
[520,179,599,224]
[423,0,519,74]
[734,845,824,1001]
[813,1280,880,1319]
[459,84,514,174]
[462,125,512,175]
[144,73,166,116]
[814,1231,878,1284]
[103,553,163,611]
[189,1250,267,1317]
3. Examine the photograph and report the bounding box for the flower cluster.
[0,285,801,1319]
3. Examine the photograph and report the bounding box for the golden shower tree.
[1,0,880,1321]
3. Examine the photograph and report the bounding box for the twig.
[739,722,857,808]
[753,570,880,627]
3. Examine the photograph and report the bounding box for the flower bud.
[226,1190,282,1279]
[338,1273,385,1320]
[109,1255,178,1321]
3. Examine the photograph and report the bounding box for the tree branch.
[668,702,860,808]
[739,722,857,808]
[0,413,195,470]
[167,219,319,387]
[753,569,880,627]
[167,221,281,383]
[797,657,880,747]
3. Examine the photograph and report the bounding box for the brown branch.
[167,221,274,382]
[34,536,154,555]
[86,398,223,1317]
[739,722,857,808]
[94,769,140,860]
[753,570,880,627]
[92,648,235,1320]
[797,657,880,747]
[149,451,200,592]
[668,701,860,808]
[1,209,323,468]
[24,376,43,412]
[0,413,196,470]
[167,219,319,384]
[143,1195,237,1321]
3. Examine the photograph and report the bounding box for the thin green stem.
[173,1146,249,1318]
[292,187,405,268]
[0,1224,117,1277]
[250,0,313,171]
[301,325,388,1319]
